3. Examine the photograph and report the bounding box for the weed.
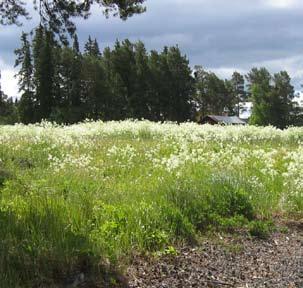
[249,221,274,239]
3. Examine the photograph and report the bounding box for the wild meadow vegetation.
[0,120,303,286]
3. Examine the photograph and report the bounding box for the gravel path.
[127,223,303,288]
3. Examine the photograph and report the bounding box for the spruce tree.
[40,30,55,119]
[84,36,101,57]
[72,34,80,54]
[81,38,108,119]
[111,39,137,118]
[92,39,101,57]
[84,36,94,55]
[15,32,35,123]
[32,27,55,120]
[147,50,162,121]
[157,47,172,120]
[57,34,84,123]
[102,46,125,120]
[70,35,83,117]
[133,41,150,119]
[32,26,44,121]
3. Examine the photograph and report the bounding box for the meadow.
[0,120,302,287]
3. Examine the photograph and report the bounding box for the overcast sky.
[1,0,303,97]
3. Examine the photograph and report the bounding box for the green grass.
[0,120,302,287]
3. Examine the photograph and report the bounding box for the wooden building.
[201,115,247,125]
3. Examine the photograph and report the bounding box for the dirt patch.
[127,224,303,288]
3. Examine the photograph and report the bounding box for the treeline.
[12,27,194,124]
[0,26,302,128]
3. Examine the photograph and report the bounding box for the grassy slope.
[0,121,302,287]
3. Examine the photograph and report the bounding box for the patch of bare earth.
[127,223,303,288]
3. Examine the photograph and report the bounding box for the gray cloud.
[1,0,303,96]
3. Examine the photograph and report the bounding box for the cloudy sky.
[1,0,303,97]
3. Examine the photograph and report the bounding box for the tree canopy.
[247,68,295,129]
[0,0,146,38]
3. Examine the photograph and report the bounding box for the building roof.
[204,115,247,125]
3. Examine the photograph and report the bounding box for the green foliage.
[15,32,195,124]
[231,71,246,116]
[11,29,302,127]
[194,66,238,118]
[0,167,11,187]
[249,221,274,239]
[248,68,294,128]
[0,70,19,124]
[14,32,35,124]
[166,174,255,231]
[0,121,302,286]
[0,0,146,39]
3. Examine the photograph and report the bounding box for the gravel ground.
[127,223,303,288]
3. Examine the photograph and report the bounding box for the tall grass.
[0,120,302,286]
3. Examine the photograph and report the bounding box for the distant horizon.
[1,0,303,97]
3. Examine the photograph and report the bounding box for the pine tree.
[166,46,193,122]
[194,66,231,119]
[14,32,35,123]
[1,0,146,39]
[205,72,228,115]
[269,71,294,128]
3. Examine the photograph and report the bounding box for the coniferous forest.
[0,27,303,128]
[13,28,195,124]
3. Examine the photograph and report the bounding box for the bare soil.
[127,222,303,288]
[47,222,302,287]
